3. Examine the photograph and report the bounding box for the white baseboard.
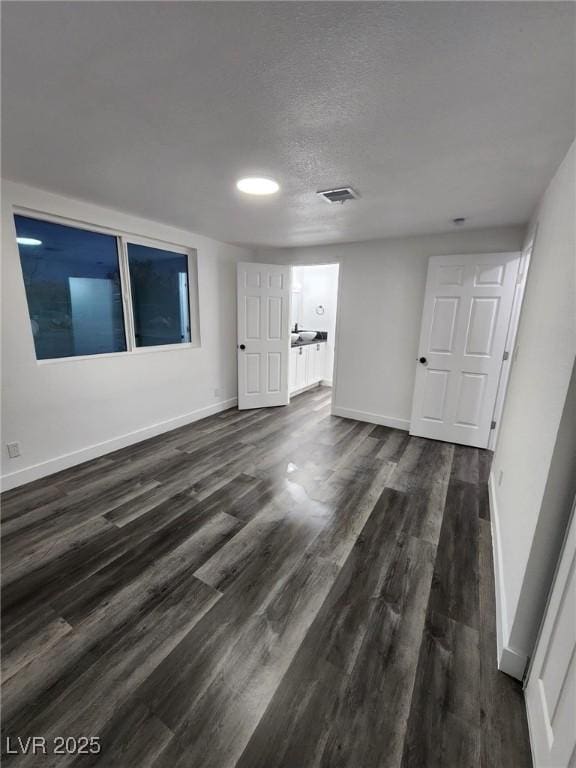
[1,397,238,492]
[289,381,326,398]
[330,405,410,432]
[499,645,528,682]
[489,470,528,681]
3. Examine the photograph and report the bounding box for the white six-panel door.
[237,262,291,410]
[526,502,576,768]
[410,253,520,448]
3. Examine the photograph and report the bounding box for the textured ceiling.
[2,2,575,247]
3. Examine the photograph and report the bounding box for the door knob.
[419,356,427,364]
[239,344,246,350]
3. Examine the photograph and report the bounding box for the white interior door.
[526,502,576,768]
[410,252,520,447]
[237,262,291,410]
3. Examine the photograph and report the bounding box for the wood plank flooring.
[1,387,532,767]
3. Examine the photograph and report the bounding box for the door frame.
[488,229,536,450]
[287,262,342,405]
[525,494,576,767]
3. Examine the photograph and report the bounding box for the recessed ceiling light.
[236,177,279,196]
[16,237,42,246]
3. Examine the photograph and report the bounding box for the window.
[127,243,191,347]
[14,213,198,361]
[14,215,127,360]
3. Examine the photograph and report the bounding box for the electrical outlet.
[498,470,504,487]
[7,442,20,459]
[214,387,221,398]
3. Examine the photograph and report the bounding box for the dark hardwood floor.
[1,387,532,767]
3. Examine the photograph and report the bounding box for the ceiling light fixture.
[16,237,42,246]
[236,177,279,196]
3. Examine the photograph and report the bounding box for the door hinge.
[490,420,497,430]
[503,350,509,361]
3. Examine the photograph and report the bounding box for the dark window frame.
[13,209,201,362]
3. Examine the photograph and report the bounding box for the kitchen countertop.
[291,338,327,348]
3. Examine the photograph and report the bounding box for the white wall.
[292,264,339,384]
[258,225,524,429]
[1,181,253,489]
[490,141,576,676]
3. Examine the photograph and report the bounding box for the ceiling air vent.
[316,187,359,204]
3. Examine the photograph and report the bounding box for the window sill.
[36,343,200,365]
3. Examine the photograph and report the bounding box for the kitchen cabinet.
[295,345,309,390]
[289,342,326,394]
[310,342,325,383]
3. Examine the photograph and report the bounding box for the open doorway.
[289,264,339,402]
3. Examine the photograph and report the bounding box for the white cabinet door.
[307,343,319,383]
[290,343,326,394]
[306,344,317,385]
[308,344,317,384]
[295,346,308,390]
[313,343,326,383]
[409,252,520,447]
[237,262,291,410]
[526,504,576,768]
